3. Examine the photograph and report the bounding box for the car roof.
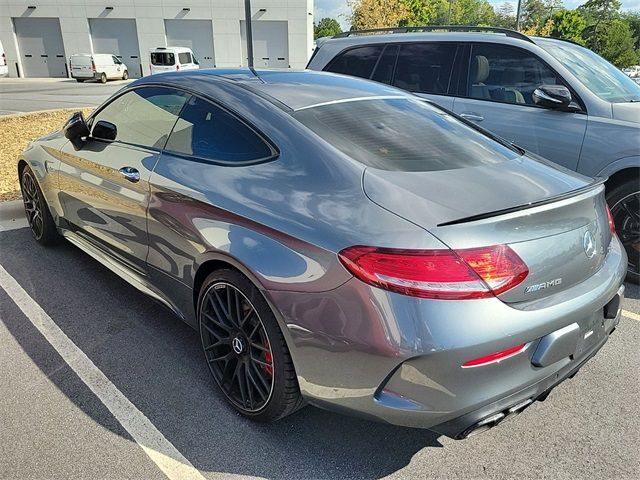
[132,69,411,111]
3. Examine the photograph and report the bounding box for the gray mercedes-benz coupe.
[18,69,626,439]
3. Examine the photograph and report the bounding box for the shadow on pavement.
[0,228,442,479]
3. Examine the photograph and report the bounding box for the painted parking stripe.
[0,264,206,480]
[622,309,640,322]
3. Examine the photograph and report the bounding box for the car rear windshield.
[151,52,175,66]
[293,98,520,172]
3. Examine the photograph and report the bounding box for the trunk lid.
[363,158,611,302]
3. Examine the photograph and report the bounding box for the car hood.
[362,155,592,229]
[612,102,640,124]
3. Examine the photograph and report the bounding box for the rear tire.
[20,165,61,246]
[122,70,128,80]
[75,78,85,83]
[197,269,304,422]
[100,72,107,84]
[607,179,639,284]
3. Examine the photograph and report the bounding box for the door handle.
[460,113,484,122]
[119,167,140,183]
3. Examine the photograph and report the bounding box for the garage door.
[89,18,141,78]
[241,21,289,69]
[14,18,67,78]
[165,20,215,69]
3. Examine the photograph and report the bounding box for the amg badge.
[524,278,563,294]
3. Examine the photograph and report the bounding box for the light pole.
[515,0,522,31]
[244,0,254,69]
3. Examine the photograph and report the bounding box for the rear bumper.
[430,288,623,438]
[269,236,627,435]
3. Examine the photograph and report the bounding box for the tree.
[402,0,446,25]
[349,0,411,30]
[494,2,516,29]
[621,11,640,50]
[314,18,342,39]
[594,19,639,67]
[549,9,587,44]
[521,0,562,29]
[581,0,622,53]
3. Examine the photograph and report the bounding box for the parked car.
[149,47,199,75]
[70,54,128,83]
[308,26,640,283]
[18,70,626,438]
[0,39,8,77]
[622,65,640,78]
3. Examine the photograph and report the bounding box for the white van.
[0,40,8,77]
[70,54,129,83]
[149,47,199,75]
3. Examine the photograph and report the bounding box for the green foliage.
[590,19,639,68]
[314,17,342,39]
[550,9,587,45]
[621,11,640,49]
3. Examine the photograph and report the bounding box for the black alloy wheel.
[200,281,275,412]
[611,190,640,283]
[20,166,60,246]
[21,169,44,240]
[198,269,304,421]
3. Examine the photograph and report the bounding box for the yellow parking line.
[622,310,640,322]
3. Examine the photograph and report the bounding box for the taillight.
[338,245,528,300]
[176,64,180,70]
[91,60,96,72]
[462,343,527,368]
[606,205,616,235]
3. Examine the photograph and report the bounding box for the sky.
[315,0,640,30]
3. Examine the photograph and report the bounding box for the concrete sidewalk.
[0,200,28,232]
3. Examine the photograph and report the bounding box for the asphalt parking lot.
[0,203,639,480]
[0,78,130,115]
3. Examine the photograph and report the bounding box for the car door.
[58,86,190,273]
[452,43,587,170]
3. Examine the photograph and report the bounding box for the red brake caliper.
[263,342,273,377]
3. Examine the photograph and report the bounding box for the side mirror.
[63,111,90,150]
[92,120,117,142]
[532,85,572,109]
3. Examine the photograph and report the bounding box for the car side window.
[467,43,563,106]
[91,87,190,148]
[165,96,274,163]
[178,52,191,64]
[393,43,457,95]
[324,45,384,79]
[112,56,121,64]
[371,44,399,85]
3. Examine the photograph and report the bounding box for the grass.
[0,108,93,202]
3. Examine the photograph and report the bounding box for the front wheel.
[20,165,61,246]
[607,179,639,284]
[100,72,107,84]
[122,70,128,80]
[197,269,304,421]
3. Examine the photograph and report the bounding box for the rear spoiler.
[437,178,606,227]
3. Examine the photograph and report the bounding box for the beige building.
[0,0,314,78]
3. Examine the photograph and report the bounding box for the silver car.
[18,70,626,438]
[308,27,640,283]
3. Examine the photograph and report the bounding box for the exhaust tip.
[459,398,533,439]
